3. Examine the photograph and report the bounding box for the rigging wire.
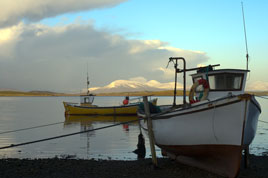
[0,121,65,135]
[0,117,141,150]
[241,1,249,70]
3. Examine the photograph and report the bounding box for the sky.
[0,0,267,92]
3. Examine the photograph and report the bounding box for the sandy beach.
[0,155,267,178]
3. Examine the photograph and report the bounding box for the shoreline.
[0,155,267,178]
[0,90,267,97]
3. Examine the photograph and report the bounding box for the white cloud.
[0,23,24,59]
[0,0,127,27]
[155,67,174,79]
[146,80,182,90]
[0,23,208,92]
[129,40,166,54]
[129,77,147,83]
[246,81,268,91]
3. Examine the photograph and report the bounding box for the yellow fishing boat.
[63,100,139,115]
[63,95,157,116]
[63,70,156,115]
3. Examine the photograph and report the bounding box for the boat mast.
[87,63,90,95]
[241,1,249,70]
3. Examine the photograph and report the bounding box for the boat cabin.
[191,68,249,100]
[80,94,95,106]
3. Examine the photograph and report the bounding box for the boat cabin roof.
[191,69,250,76]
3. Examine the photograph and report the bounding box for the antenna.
[87,62,90,95]
[241,1,249,70]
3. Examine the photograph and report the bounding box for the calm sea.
[0,96,267,160]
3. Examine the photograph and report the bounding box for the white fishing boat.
[138,57,261,178]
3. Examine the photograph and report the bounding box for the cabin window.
[208,73,243,91]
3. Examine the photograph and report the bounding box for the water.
[0,96,267,160]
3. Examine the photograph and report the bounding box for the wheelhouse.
[191,69,249,100]
[80,94,95,106]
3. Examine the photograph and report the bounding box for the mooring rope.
[0,121,65,135]
[0,118,141,150]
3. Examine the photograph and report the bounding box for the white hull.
[140,94,260,147]
[139,94,261,177]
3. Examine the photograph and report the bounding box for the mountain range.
[89,79,180,94]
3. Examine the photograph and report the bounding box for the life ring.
[189,79,209,104]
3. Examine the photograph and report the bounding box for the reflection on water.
[63,115,139,139]
[63,115,145,159]
[64,115,139,126]
[0,96,267,160]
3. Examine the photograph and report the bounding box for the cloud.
[0,23,208,92]
[0,0,127,28]
[246,81,268,91]
[129,77,147,83]
[155,67,174,79]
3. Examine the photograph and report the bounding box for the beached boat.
[138,57,261,178]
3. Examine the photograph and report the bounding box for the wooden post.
[244,145,249,168]
[143,96,158,167]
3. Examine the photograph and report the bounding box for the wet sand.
[0,155,267,178]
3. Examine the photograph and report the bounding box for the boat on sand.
[138,57,261,178]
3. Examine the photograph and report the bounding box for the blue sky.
[0,0,267,92]
[41,0,268,70]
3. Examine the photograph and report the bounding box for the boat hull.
[63,102,138,115]
[161,144,242,177]
[65,115,139,123]
[139,94,261,177]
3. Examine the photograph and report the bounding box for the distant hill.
[89,79,178,94]
[0,88,20,92]
[29,90,59,94]
[0,90,74,96]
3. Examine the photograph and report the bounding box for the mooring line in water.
[0,121,65,135]
[0,118,142,150]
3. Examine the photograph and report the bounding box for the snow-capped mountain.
[89,79,181,94]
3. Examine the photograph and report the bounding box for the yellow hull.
[65,115,138,124]
[63,102,138,115]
